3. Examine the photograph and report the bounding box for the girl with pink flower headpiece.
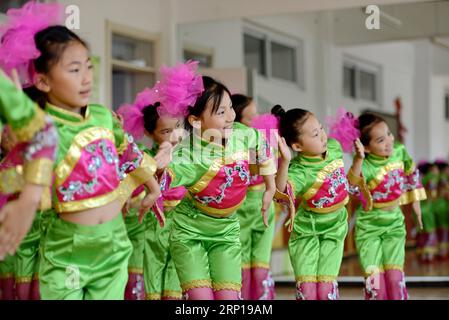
[343,112,426,300]
[117,61,202,300]
[159,76,277,300]
[0,1,162,300]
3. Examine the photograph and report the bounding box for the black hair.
[142,103,161,134]
[22,25,89,108]
[185,76,232,131]
[357,113,387,146]
[230,94,253,123]
[271,104,312,147]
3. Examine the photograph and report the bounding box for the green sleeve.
[0,72,46,142]
[288,163,305,197]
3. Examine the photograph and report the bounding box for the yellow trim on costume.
[13,106,46,142]
[116,135,129,156]
[383,264,403,272]
[0,165,24,194]
[33,273,39,281]
[241,263,251,269]
[295,275,317,283]
[54,127,115,186]
[373,200,400,209]
[128,267,143,274]
[181,279,213,292]
[364,268,385,277]
[24,158,54,187]
[399,188,427,205]
[251,262,270,269]
[317,275,338,283]
[0,273,14,279]
[212,281,241,292]
[162,290,183,299]
[146,292,162,300]
[15,276,33,284]
[248,183,265,191]
[117,174,145,208]
[54,188,120,213]
[367,161,404,190]
[189,193,246,218]
[301,196,349,214]
[128,153,157,186]
[347,168,373,211]
[188,151,248,194]
[46,104,91,124]
[163,199,182,207]
[302,159,345,200]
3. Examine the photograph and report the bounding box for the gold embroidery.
[189,193,246,218]
[13,106,46,142]
[54,188,120,213]
[383,264,403,272]
[303,159,345,201]
[399,188,427,205]
[162,290,183,299]
[128,153,157,186]
[317,275,337,283]
[212,281,241,292]
[181,279,212,292]
[0,165,24,194]
[54,127,115,186]
[295,275,317,283]
[188,151,248,194]
[146,293,162,300]
[128,267,143,274]
[24,158,54,187]
[367,161,404,190]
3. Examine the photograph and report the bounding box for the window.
[343,65,356,98]
[0,0,30,13]
[244,34,266,76]
[271,42,297,82]
[106,21,159,110]
[343,57,381,104]
[183,44,214,68]
[243,24,303,87]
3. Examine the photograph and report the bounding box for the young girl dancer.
[231,94,276,300]
[347,112,426,300]
[273,105,349,300]
[0,1,162,299]
[119,62,200,300]
[165,76,276,300]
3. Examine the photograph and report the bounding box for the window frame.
[342,55,382,106]
[243,22,305,90]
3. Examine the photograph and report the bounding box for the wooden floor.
[339,249,449,277]
[274,286,449,300]
[273,248,449,299]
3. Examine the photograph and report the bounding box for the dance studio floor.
[273,249,449,300]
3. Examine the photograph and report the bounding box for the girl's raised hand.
[354,139,365,160]
[278,137,291,163]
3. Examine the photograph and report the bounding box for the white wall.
[59,0,162,106]
[178,19,243,68]
[330,42,416,156]
[429,76,449,160]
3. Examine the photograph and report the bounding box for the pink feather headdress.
[250,113,280,147]
[117,60,204,140]
[326,107,361,153]
[0,1,64,87]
